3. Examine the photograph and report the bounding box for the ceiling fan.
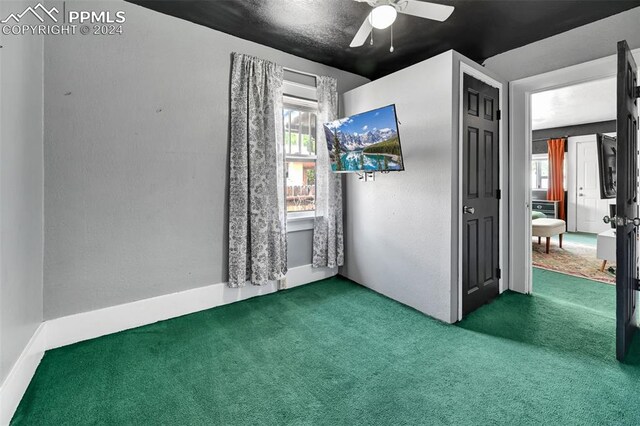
[350,0,455,50]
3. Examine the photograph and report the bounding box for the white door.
[576,140,612,233]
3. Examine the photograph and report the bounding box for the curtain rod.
[532,135,570,143]
[283,67,319,79]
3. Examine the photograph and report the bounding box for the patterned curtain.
[547,138,566,219]
[313,76,344,268]
[228,53,287,287]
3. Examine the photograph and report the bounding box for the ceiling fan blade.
[350,16,373,47]
[398,1,455,22]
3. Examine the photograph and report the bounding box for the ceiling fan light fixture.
[369,5,397,30]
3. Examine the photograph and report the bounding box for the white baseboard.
[0,323,47,426]
[0,264,336,424]
[45,280,279,350]
[44,264,337,350]
[46,264,337,350]
[284,264,338,289]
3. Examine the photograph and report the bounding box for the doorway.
[509,50,638,294]
[529,78,617,284]
[510,44,640,361]
[461,73,500,316]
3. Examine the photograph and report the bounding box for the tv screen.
[323,104,404,173]
[596,134,616,199]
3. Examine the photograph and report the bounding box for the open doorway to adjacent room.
[509,44,640,362]
[529,77,616,285]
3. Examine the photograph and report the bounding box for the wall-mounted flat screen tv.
[323,104,404,173]
[596,133,617,199]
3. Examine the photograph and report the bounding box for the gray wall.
[341,51,455,323]
[0,2,44,382]
[483,6,640,81]
[43,1,368,319]
[341,51,508,323]
[287,231,313,268]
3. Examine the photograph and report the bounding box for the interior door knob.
[604,216,640,226]
[463,206,475,214]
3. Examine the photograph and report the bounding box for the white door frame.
[457,63,506,321]
[509,48,640,295]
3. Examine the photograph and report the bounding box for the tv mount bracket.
[357,172,376,182]
[356,170,391,182]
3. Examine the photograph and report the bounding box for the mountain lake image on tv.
[323,104,404,172]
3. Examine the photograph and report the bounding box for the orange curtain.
[547,138,565,219]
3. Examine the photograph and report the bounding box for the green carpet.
[12,271,640,425]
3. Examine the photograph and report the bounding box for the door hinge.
[634,278,640,291]
[496,189,501,200]
[635,86,640,99]
[496,110,502,120]
[496,268,502,279]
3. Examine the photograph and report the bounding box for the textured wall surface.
[483,6,640,81]
[44,0,368,320]
[341,51,455,323]
[0,1,44,382]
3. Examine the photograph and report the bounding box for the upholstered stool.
[532,218,566,254]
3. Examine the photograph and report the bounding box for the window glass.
[531,154,562,190]
[283,98,318,213]
[285,161,316,212]
[531,155,549,189]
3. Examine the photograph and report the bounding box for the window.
[531,154,549,189]
[283,96,317,215]
[531,153,566,190]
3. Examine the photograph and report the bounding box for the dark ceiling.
[128,0,640,79]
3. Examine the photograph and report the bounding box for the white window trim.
[283,93,318,226]
[287,211,315,232]
[283,81,317,102]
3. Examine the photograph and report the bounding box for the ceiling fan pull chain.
[390,24,394,52]
[370,29,374,46]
